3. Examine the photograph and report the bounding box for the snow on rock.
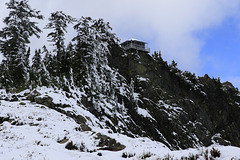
[137,77,149,82]
[137,107,154,120]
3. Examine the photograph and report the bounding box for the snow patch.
[137,107,154,120]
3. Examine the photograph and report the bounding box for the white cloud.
[1,0,240,73]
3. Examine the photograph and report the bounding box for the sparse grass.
[139,152,153,159]
[79,142,86,152]
[180,153,200,160]
[162,154,174,160]
[155,148,221,160]
[122,152,135,158]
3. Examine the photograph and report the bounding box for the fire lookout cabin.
[121,39,150,53]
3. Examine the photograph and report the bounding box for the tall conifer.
[45,11,75,75]
[0,0,43,89]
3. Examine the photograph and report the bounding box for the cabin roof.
[121,39,147,45]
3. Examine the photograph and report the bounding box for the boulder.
[35,95,54,108]
[96,133,126,151]
[26,90,40,102]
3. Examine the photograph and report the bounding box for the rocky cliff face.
[108,44,240,149]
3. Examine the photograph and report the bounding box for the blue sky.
[197,16,240,86]
[1,0,240,88]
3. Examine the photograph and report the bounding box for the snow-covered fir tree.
[72,17,119,104]
[45,11,75,75]
[0,0,43,89]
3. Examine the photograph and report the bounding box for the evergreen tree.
[30,49,42,86]
[64,42,74,78]
[152,51,163,62]
[30,47,50,87]
[93,18,119,45]
[45,11,75,74]
[24,47,31,86]
[71,17,93,87]
[0,62,12,90]
[32,49,42,71]
[43,47,54,74]
[0,0,43,89]
[25,47,31,69]
[169,60,180,74]
[72,17,118,98]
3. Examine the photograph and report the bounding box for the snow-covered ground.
[0,89,240,160]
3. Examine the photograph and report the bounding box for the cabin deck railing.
[122,43,150,53]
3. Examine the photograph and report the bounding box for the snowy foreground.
[0,88,240,160]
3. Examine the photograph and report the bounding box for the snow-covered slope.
[1,88,240,160]
[0,4,240,158]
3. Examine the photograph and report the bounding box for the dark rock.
[35,96,54,108]
[11,121,24,126]
[0,117,10,124]
[3,97,9,101]
[19,102,26,105]
[26,90,40,102]
[80,124,91,131]
[29,123,39,126]
[56,103,71,108]
[96,133,126,151]
[58,137,69,144]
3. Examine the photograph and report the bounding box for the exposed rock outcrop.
[108,46,240,149]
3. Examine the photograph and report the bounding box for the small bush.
[163,154,174,160]
[210,147,221,158]
[189,153,199,160]
[122,152,135,158]
[139,152,152,159]
[97,152,102,156]
[180,153,199,160]
[122,152,128,158]
[79,142,86,152]
[65,141,78,150]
